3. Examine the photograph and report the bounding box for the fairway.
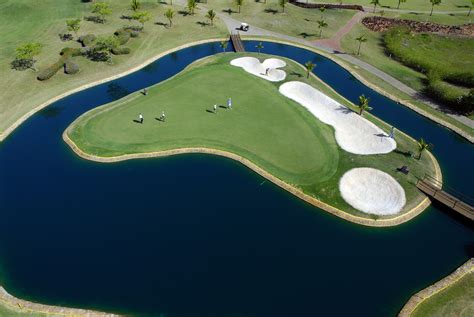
[67,53,438,219]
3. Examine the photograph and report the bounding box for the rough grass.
[206,0,356,40]
[0,0,228,137]
[0,304,48,317]
[67,53,437,220]
[412,272,474,317]
[304,0,473,12]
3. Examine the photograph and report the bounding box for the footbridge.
[230,32,245,52]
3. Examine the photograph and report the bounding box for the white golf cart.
[240,23,249,31]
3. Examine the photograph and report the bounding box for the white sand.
[231,57,286,82]
[279,81,396,155]
[339,168,406,215]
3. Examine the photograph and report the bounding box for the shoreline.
[63,131,440,228]
[0,286,119,316]
[398,258,474,317]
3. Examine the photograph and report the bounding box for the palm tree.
[468,0,473,16]
[355,35,367,55]
[319,6,326,18]
[206,9,216,26]
[317,19,328,38]
[132,11,151,28]
[397,0,406,9]
[358,94,372,115]
[220,41,228,52]
[430,0,442,16]
[130,0,140,12]
[255,42,264,54]
[235,0,244,13]
[417,138,433,159]
[305,61,315,78]
[370,0,380,13]
[279,0,287,13]
[164,8,175,27]
[188,0,197,15]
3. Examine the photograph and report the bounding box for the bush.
[130,31,139,38]
[64,61,79,74]
[60,47,82,57]
[84,15,104,24]
[58,33,73,41]
[37,60,64,81]
[425,79,473,114]
[10,58,35,71]
[123,25,143,32]
[114,29,131,45]
[78,34,96,47]
[111,47,131,55]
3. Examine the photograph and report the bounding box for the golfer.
[265,68,269,76]
[143,88,148,96]
[213,104,217,113]
[161,111,166,122]
[139,113,143,124]
[227,98,232,109]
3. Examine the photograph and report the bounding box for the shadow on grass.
[196,21,210,27]
[222,8,237,15]
[299,32,317,38]
[289,71,303,78]
[155,21,169,28]
[264,8,278,14]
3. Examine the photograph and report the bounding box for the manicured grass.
[412,272,474,317]
[0,0,228,137]
[0,304,47,317]
[67,53,437,219]
[304,0,473,12]
[206,0,356,40]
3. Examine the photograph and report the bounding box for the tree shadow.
[178,10,190,16]
[222,8,236,15]
[121,14,133,20]
[290,71,303,78]
[196,21,210,27]
[133,119,141,124]
[264,8,278,14]
[155,21,169,28]
[299,32,317,38]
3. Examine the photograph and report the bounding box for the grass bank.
[66,53,438,222]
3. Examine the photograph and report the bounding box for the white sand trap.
[339,168,406,215]
[279,81,396,155]
[231,57,286,82]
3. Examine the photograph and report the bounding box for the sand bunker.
[279,81,396,155]
[231,57,286,82]
[339,168,406,215]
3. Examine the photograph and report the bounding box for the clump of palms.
[130,0,140,12]
[255,42,264,54]
[370,0,379,13]
[220,41,228,52]
[206,9,216,26]
[355,35,367,55]
[417,138,433,160]
[305,61,315,78]
[165,8,175,27]
[358,94,372,115]
[188,0,197,15]
[430,0,442,16]
[317,19,328,38]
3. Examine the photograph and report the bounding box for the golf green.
[67,54,438,221]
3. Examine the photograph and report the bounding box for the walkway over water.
[230,32,245,52]
[417,175,474,220]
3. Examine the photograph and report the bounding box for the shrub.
[425,79,473,114]
[60,47,82,57]
[37,60,64,81]
[64,61,80,74]
[111,47,131,55]
[130,31,140,38]
[10,58,35,71]
[78,34,96,47]
[114,29,131,45]
[84,15,105,24]
[123,25,143,32]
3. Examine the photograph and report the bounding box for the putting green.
[67,53,439,221]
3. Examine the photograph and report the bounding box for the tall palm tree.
[319,6,326,18]
[235,0,244,13]
[305,61,315,78]
[370,0,380,13]
[165,8,175,27]
[279,0,287,13]
[430,0,442,16]
[358,94,372,115]
[206,9,216,26]
[417,138,433,160]
[317,19,328,38]
[355,35,367,55]
[220,41,228,52]
[255,42,264,54]
[188,0,197,15]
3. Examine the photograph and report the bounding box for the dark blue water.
[0,41,472,317]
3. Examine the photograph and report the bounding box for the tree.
[206,9,216,26]
[132,11,151,28]
[255,42,264,54]
[220,41,228,52]
[370,0,379,13]
[165,8,175,27]
[430,0,442,16]
[319,6,326,18]
[317,19,328,37]
[13,42,42,70]
[358,94,372,115]
[95,35,120,62]
[188,0,197,15]
[397,0,406,9]
[66,19,81,39]
[92,2,112,22]
[305,61,315,78]
[130,0,141,12]
[355,35,367,55]
[468,0,473,16]
[417,138,433,159]
[235,0,244,13]
[279,0,287,13]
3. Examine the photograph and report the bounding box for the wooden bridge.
[416,175,474,220]
[230,32,245,52]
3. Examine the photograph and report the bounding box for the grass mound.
[67,54,438,219]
